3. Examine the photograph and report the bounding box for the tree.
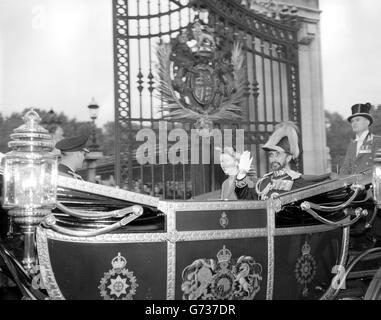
[101,121,116,155]
[0,108,116,156]
[370,104,381,135]
[0,112,24,153]
[325,111,353,172]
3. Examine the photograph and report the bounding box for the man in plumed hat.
[340,103,381,175]
[55,135,89,180]
[234,122,332,200]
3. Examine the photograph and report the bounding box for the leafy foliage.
[0,108,113,155]
[325,111,352,172]
[326,104,381,172]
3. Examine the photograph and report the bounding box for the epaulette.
[286,169,302,180]
[68,171,84,180]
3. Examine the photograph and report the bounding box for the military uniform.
[235,168,320,200]
[58,163,84,180]
[232,121,334,201]
[341,103,381,248]
[340,132,381,175]
[340,103,381,175]
[55,135,89,181]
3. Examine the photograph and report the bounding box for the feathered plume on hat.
[262,121,300,159]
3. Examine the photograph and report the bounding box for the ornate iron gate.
[112,0,302,199]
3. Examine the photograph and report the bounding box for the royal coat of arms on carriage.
[156,17,246,132]
[181,245,263,300]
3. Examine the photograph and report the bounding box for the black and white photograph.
[0,0,381,304]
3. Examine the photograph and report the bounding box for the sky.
[0,0,114,126]
[0,0,381,126]
[320,0,381,117]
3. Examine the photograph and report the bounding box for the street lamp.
[85,98,103,182]
[2,109,58,272]
[88,97,100,150]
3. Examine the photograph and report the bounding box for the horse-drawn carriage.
[1,170,381,300]
[1,111,381,300]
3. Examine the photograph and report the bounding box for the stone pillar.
[292,0,328,174]
[84,151,104,182]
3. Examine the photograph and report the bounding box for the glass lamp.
[372,148,381,208]
[2,109,58,271]
[88,97,99,121]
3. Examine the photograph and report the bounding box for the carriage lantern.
[372,148,381,208]
[2,109,58,272]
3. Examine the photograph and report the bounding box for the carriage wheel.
[364,267,381,300]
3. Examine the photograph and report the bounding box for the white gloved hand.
[219,147,239,176]
[237,151,253,180]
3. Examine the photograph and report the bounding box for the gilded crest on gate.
[98,252,138,300]
[294,241,317,297]
[181,245,263,300]
[156,16,246,132]
[190,64,215,105]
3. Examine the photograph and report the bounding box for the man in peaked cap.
[55,135,89,180]
[234,122,333,200]
[340,103,381,175]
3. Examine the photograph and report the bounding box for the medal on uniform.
[272,179,293,191]
[359,143,371,154]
